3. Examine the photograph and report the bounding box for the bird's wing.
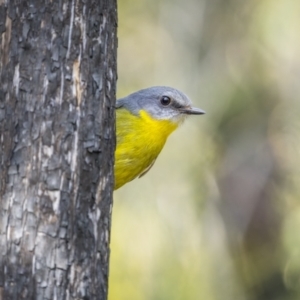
[138,159,156,178]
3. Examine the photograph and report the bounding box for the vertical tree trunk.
[0,0,117,299]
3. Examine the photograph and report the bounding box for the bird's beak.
[180,106,205,115]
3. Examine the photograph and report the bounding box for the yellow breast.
[114,108,178,189]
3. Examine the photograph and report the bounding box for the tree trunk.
[0,0,117,299]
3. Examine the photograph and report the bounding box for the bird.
[114,86,205,190]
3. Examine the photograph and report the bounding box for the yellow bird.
[114,86,205,190]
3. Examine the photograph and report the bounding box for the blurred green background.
[109,0,300,299]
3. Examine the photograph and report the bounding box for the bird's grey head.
[116,86,205,123]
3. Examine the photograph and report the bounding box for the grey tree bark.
[0,0,117,299]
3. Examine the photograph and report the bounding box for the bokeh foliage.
[109,0,300,299]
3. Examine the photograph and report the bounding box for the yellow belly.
[114,109,178,190]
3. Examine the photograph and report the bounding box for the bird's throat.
[114,109,179,189]
[139,110,179,142]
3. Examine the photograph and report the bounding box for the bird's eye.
[160,96,171,106]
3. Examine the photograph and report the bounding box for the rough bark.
[0,0,117,299]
